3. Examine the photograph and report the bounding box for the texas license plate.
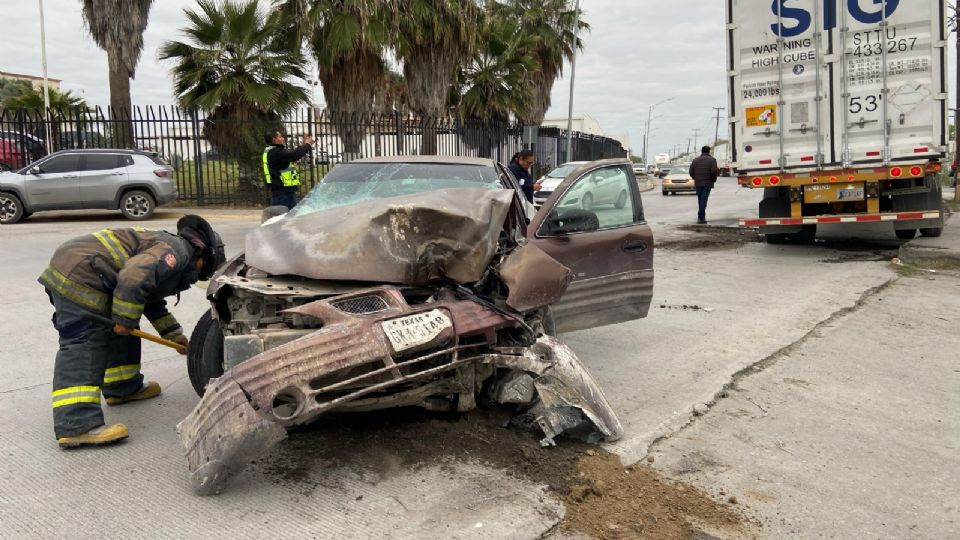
[381,309,452,352]
[837,188,864,200]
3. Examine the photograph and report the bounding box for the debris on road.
[656,225,760,251]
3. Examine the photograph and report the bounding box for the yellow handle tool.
[131,329,187,353]
[85,313,187,353]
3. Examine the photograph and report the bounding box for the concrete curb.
[898,212,960,269]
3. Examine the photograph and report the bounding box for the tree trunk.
[107,50,134,148]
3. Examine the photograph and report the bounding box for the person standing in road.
[508,149,541,203]
[263,130,315,209]
[39,216,226,448]
[690,145,720,224]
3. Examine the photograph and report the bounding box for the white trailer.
[727,0,947,241]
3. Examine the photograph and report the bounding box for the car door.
[80,153,127,207]
[528,159,654,333]
[24,154,82,209]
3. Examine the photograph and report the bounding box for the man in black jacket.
[262,130,315,209]
[689,146,720,224]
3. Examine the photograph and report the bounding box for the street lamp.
[642,97,673,163]
[565,0,582,162]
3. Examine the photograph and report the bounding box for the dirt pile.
[561,452,749,539]
[257,407,750,538]
[657,226,760,251]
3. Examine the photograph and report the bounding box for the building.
[541,115,603,136]
[0,71,62,91]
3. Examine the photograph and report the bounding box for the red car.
[0,139,25,171]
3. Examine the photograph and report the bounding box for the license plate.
[381,309,452,352]
[838,188,864,200]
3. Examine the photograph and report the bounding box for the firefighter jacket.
[39,228,198,338]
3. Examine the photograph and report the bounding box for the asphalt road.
[0,184,950,538]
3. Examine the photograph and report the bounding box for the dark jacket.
[39,228,198,336]
[265,144,312,188]
[508,162,535,202]
[690,153,720,187]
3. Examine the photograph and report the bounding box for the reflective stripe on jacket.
[38,228,195,337]
[262,146,302,188]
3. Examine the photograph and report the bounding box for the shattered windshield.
[288,162,503,217]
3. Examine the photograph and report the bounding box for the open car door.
[528,159,654,333]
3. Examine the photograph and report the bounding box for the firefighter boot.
[58,423,129,448]
[105,381,162,405]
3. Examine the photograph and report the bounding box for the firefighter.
[262,130,315,209]
[39,215,225,448]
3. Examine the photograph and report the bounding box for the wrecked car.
[179,156,654,495]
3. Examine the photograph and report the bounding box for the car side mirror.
[29,166,41,175]
[542,209,600,236]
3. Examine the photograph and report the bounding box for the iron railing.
[0,107,627,206]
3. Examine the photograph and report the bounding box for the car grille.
[331,295,389,315]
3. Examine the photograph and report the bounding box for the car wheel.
[895,228,917,240]
[187,309,225,397]
[0,192,25,224]
[581,192,594,211]
[662,190,668,196]
[119,190,155,220]
[919,227,942,238]
[614,190,628,209]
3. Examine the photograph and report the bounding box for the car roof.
[46,149,154,157]
[350,155,497,166]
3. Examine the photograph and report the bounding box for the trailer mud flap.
[177,377,287,496]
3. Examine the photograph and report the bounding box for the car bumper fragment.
[178,286,622,495]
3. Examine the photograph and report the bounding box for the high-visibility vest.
[262,146,301,188]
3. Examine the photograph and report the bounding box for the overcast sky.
[1,1,954,160]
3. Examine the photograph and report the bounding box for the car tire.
[581,192,594,211]
[119,190,156,221]
[0,192,25,224]
[662,190,668,196]
[919,227,942,238]
[615,190,628,209]
[187,310,225,397]
[895,228,917,240]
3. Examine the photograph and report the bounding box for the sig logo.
[771,0,901,38]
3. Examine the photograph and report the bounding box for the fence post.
[190,108,205,206]
[395,110,405,154]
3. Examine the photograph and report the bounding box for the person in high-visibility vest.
[262,130,315,209]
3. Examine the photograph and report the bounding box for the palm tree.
[159,0,310,190]
[2,87,87,110]
[395,0,482,154]
[453,11,535,156]
[80,0,154,145]
[277,0,397,159]
[493,0,588,125]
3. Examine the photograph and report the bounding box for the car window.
[546,165,638,233]
[39,155,81,174]
[120,155,135,167]
[83,154,122,171]
[289,162,502,218]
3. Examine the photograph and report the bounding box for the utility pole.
[955,2,959,201]
[686,138,691,156]
[711,106,725,147]
[642,97,674,163]
[565,0,581,163]
[38,0,52,153]
[691,128,701,151]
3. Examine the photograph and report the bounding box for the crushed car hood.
[245,188,516,286]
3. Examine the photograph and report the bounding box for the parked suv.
[0,149,177,224]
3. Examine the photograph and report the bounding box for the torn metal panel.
[496,242,573,313]
[244,188,516,285]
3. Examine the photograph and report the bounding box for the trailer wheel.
[764,233,789,244]
[895,228,917,240]
[919,227,942,238]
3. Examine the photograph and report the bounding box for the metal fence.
[0,106,627,206]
